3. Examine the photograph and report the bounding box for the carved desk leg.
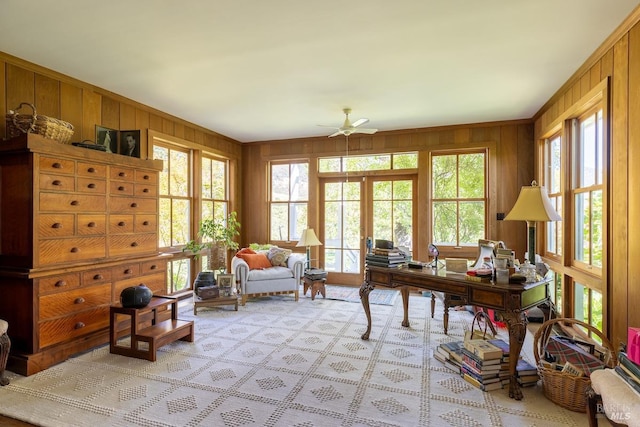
[401,286,410,327]
[360,281,374,340]
[0,324,10,386]
[499,307,527,400]
[431,293,436,318]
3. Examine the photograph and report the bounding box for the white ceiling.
[1,1,638,143]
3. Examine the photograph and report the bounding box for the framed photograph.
[95,126,118,153]
[119,130,140,158]
[217,273,235,296]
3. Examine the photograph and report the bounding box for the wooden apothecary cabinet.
[0,133,167,375]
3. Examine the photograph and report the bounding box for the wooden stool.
[0,319,10,386]
[303,277,326,301]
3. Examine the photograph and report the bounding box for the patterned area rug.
[301,284,399,305]
[0,294,589,426]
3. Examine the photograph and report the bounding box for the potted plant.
[184,211,241,271]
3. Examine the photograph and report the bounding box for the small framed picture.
[95,126,118,153]
[119,130,140,158]
[217,274,235,295]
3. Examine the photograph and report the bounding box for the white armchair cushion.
[247,266,294,281]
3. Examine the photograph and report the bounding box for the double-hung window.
[269,162,308,242]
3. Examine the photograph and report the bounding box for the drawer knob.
[93,274,103,280]
[70,247,79,253]
[87,183,96,189]
[70,200,79,206]
[124,269,132,274]
[55,280,67,287]
[131,242,138,247]
[142,221,149,226]
[87,222,96,227]
[87,167,95,173]
[118,186,125,191]
[52,162,62,169]
[143,188,149,193]
[118,221,126,227]
[52,223,62,229]
[130,203,138,208]
[150,264,157,270]
[74,297,85,304]
[119,172,126,177]
[143,175,150,180]
[74,322,85,330]
[52,180,62,186]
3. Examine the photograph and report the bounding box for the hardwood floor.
[0,415,36,426]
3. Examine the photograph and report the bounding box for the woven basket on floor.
[6,103,74,144]
[533,317,616,412]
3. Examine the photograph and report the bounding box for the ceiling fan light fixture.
[318,107,378,138]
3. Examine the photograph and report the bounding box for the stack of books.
[515,358,539,387]
[461,339,504,391]
[365,247,409,267]
[434,340,464,373]
[615,351,640,394]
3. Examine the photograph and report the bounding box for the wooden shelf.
[109,296,193,361]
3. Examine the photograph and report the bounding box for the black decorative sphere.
[120,284,153,308]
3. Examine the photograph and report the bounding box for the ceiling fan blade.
[351,118,369,128]
[328,130,343,137]
[317,124,339,129]
[352,128,378,134]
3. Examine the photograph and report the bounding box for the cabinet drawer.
[134,183,157,198]
[135,170,158,185]
[135,214,157,233]
[38,214,74,237]
[109,196,157,213]
[110,181,134,196]
[109,214,135,233]
[113,272,165,302]
[38,237,106,265]
[39,284,111,319]
[77,162,107,178]
[39,174,75,192]
[39,306,110,349]
[39,156,74,175]
[77,214,106,235]
[112,263,141,281]
[38,273,81,294]
[109,233,157,257]
[40,193,106,212]
[110,166,135,181]
[82,268,112,286]
[141,259,166,275]
[77,177,106,194]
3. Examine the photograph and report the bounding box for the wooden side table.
[110,296,194,362]
[194,295,239,315]
[303,277,326,301]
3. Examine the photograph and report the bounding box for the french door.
[320,175,415,286]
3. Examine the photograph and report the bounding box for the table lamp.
[504,180,561,265]
[296,228,322,270]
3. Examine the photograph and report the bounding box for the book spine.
[619,352,640,380]
[615,366,640,395]
[462,372,483,389]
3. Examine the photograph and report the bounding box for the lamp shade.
[296,228,322,247]
[504,181,562,222]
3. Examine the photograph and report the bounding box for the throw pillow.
[236,247,256,256]
[237,253,272,270]
[267,247,292,267]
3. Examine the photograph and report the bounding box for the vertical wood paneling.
[149,113,162,131]
[119,103,136,130]
[101,97,119,129]
[34,74,59,118]
[136,108,150,158]
[627,23,640,331]
[612,35,629,346]
[6,64,34,111]
[82,89,101,142]
[0,61,6,138]
[601,48,614,78]
[60,82,82,141]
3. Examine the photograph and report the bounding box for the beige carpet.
[0,289,589,426]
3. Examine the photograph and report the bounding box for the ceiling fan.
[319,108,378,137]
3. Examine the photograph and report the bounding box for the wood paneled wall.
[0,53,242,162]
[533,8,640,347]
[240,121,534,263]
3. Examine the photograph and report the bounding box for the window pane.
[373,181,391,199]
[290,202,307,241]
[270,203,288,241]
[158,198,171,247]
[171,199,190,247]
[325,182,341,201]
[549,136,561,193]
[345,154,390,172]
[592,190,603,268]
[373,200,392,241]
[459,201,485,245]
[290,163,308,201]
[394,200,412,247]
[459,153,484,198]
[271,164,289,202]
[432,155,456,199]
[319,158,341,173]
[201,158,212,199]
[154,146,169,195]
[169,150,189,196]
[574,192,590,263]
[211,159,226,200]
[432,201,457,245]
[393,152,418,169]
[393,180,412,199]
[574,283,587,322]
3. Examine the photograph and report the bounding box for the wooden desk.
[360,265,551,400]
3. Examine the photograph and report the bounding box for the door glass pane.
[372,179,413,251]
[324,181,361,274]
